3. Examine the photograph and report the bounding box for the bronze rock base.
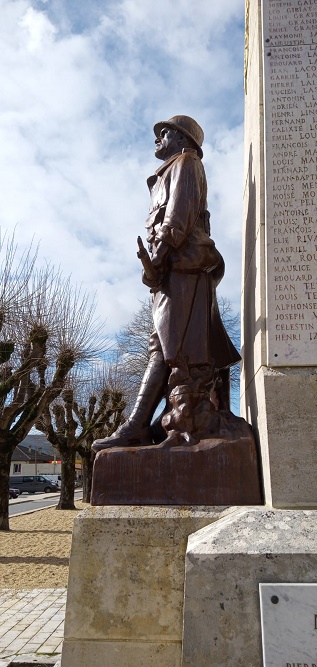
[91,412,263,506]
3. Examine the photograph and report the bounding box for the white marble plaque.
[262,0,317,366]
[260,583,317,666]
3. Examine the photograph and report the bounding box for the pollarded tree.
[0,234,104,530]
[37,365,125,507]
[75,364,126,502]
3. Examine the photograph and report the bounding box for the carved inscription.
[263,0,317,365]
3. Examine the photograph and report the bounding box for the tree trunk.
[56,447,76,510]
[82,453,94,503]
[0,446,13,531]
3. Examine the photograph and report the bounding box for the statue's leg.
[92,351,169,450]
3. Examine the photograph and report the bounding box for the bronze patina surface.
[92,115,262,505]
[91,413,262,505]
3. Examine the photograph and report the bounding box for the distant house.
[10,441,61,477]
[10,433,82,478]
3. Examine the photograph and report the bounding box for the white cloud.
[203,124,244,313]
[0,0,245,336]
[19,6,57,52]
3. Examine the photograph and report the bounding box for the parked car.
[9,475,59,494]
[44,474,62,488]
[9,488,20,499]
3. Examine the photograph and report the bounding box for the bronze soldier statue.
[93,115,240,451]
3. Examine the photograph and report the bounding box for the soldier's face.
[155,127,181,160]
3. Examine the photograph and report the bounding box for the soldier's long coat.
[145,149,240,370]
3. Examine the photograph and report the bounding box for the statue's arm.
[143,154,206,286]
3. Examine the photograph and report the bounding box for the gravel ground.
[0,501,87,589]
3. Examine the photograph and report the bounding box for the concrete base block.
[241,367,317,507]
[262,368,317,507]
[62,640,180,667]
[61,506,232,667]
[182,508,317,666]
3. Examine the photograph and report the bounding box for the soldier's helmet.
[153,115,204,158]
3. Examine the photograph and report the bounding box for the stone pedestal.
[182,508,317,666]
[240,0,317,507]
[91,422,262,506]
[61,506,231,667]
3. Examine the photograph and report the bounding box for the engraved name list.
[263,0,317,365]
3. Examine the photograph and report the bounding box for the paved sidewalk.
[0,588,66,664]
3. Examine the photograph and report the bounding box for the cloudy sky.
[0,0,245,339]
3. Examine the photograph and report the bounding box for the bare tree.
[116,299,153,413]
[216,296,240,391]
[0,233,104,530]
[37,364,125,507]
[75,362,125,502]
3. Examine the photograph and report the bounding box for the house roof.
[20,434,56,458]
[12,444,52,463]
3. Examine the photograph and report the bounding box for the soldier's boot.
[92,351,169,451]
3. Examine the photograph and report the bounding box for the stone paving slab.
[0,590,66,663]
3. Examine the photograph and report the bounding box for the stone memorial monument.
[240,0,317,509]
[181,1,317,665]
[61,115,261,667]
[61,2,317,666]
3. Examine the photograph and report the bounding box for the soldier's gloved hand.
[151,241,170,271]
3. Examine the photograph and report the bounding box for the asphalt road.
[9,489,83,516]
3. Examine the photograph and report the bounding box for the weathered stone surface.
[62,641,181,667]
[241,0,317,508]
[182,508,317,667]
[61,506,232,667]
[243,0,317,369]
[241,0,266,397]
[262,0,317,366]
[262,367,317,507]
[91,416,262,506]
